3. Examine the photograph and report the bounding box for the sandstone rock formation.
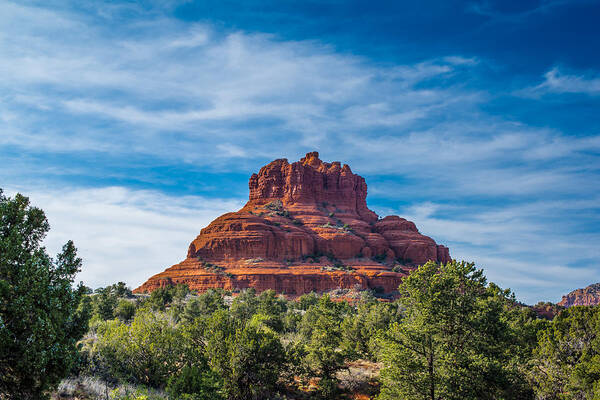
[530,302,564,320]
[135,152,451,295]
[558,283,600,307]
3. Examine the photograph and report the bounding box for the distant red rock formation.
[530,302,564,320]
[558,283,600,307]
[134,152,451,295]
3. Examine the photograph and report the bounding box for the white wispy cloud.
[520,67,600,97]
[392,199,600,304]
[4,186,244,290]
[0,0,478,163]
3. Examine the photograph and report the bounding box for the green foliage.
[256,289,288,332]
[114,299,136,322]
[229,288,289,332]
[92,282,134,321]
[376,260,527,400]
[0,190,89,399]
[85,289,288,399]
[204,310,286,400]
[76,294,94,328]
[282,308,303,332]
[201,262,228,277]
[74,277,565,400]
[147,286,174,311]
[204,309,235,373]
[230,288,259,322]
[302,252,323,263]
[529,305,600,399]
[169,283,191,321]
[322,261,354,272]
[264,200,283,211]
[392,264,406,273]
[300,295,348,396]
[93,310,186,387]
[166,365,224,400]
[94,288,119,320]
[108,387,165,400]
[492,285,547,399]
[182,288,226,323]
[296,292,319,310]
[228,316,286,399]
[257,289,287,314]
[108,282,133,298]
[341,301,400,359]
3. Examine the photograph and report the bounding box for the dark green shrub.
[166,365,223,400]
[148,286,174,311]
[114,299,136,322]
[94,287,118,320]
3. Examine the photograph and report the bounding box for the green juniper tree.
[300,295,349,397]
[203,310,286,400]
[376,260,529,400]
[0,190,89,399]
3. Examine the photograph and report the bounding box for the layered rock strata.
[558,283,600,307]
[135,152,451,295]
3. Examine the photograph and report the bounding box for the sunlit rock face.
[558,283,600,307]
[134,152,451,295]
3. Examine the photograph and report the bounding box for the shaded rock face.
[135,152,451,295]
[558,283,600,307]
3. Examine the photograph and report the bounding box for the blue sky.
[1,0,599,304]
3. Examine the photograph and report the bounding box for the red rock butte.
[558,282,600,307]
[134,152,451,295]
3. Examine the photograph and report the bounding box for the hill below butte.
[558,282,600,307]
[134,152,451,295]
